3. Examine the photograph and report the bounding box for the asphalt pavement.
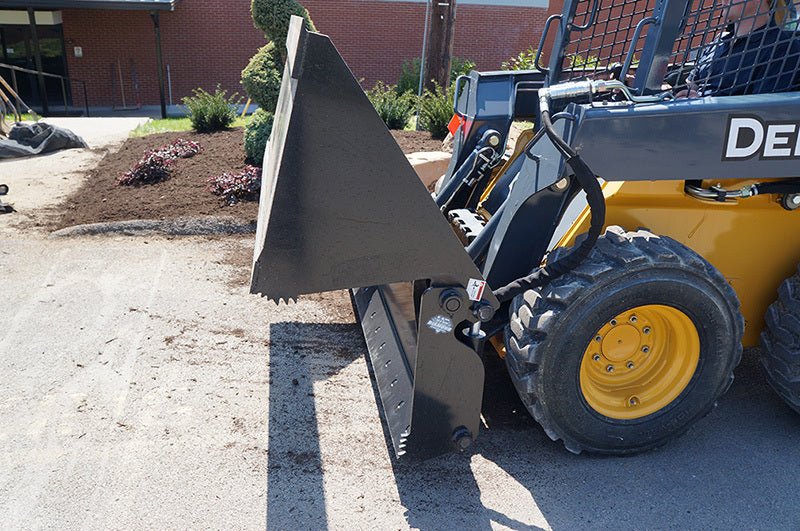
[1,117,799,528]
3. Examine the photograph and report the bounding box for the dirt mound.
[51,129,443,231]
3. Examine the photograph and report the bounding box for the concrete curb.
[50,216,257,238]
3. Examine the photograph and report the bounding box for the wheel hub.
[580,305,700,420]
[601,324,641,362]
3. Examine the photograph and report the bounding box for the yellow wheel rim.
[579,305,700,420]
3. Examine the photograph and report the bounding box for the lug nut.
[606,365,615,373]
[626,361,635,369]
[629,315,638,323]
[643,326,651,334]
[629,396,640,406]
[595,335,602,342]
[610,319,617,326]
[641,345,650,353]
[592,354,601,361]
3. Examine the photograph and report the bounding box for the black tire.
[504,226,744,455]
[760,268,800,413]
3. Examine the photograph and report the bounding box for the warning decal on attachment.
[466,278,487,302]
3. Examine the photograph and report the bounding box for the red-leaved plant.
[118,150,175,186]
[118,138,202,186]
[208,165,262,204]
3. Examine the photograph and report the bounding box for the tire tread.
[505,226,744,455]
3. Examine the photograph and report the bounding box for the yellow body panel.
[558,180,800,347]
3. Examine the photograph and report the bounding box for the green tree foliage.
[241,42,283,111]
[242,0,314,166]
[251,0,316,59]
[244,108,275,166]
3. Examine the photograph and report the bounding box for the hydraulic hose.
[493,104,606,304]
[685,179,800,202]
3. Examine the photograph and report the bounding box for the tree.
[423,0,457,91]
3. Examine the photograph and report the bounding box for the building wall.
[61,0,560,107]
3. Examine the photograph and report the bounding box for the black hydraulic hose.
[493,108,606,304]
[753,181,800,196]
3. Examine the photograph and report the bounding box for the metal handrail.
[0,62,89,117]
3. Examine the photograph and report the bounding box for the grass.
[130,116,248,137]
[3,113,38,122]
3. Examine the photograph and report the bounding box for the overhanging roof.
[1,0,178,11]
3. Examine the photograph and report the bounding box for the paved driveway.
[1,116,799,529]
[1,230,799,530]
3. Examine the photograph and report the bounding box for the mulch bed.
[51,128,444,230]
[391,130,445,153]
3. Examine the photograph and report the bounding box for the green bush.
[251,0,315,57]
[396,58,423,95]
[418,83,454,140]
[367,82,415,130]
[569,53,600,69]
[395,57,476,95]
[182,86,238,133]
[241,42,283,112]
[244,108,274,165]
[502,47,539,71]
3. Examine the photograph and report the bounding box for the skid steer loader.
[252,0,800,458]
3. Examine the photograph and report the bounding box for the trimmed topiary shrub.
[182,86,239,133]
[251,0,316,58]
[242,0,314,166]
[244,108,275,165]
[419,83,454,140]
[367,82,415,130]
[208,165,262,204]
[241,42,283,111]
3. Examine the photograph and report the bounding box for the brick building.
[1,0,560,112]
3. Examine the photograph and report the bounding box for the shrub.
[396,58,422,95]
[118,139,202,186]
[251,0,316,58]
[118,151,175,186]
[208,165,262,204]
[244,108,274,166]
[418,83,454,140]
[396,57,476,95]
[367,82,415,130]
[241,42,283,112]
[569,53,600,70]
[182,86,238,133]
[502,47,539,71]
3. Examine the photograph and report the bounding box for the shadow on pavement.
[265,321,363,530]
[380,349,800,530]
[266,314,800,529]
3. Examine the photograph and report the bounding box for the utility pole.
[423,0,457,92]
